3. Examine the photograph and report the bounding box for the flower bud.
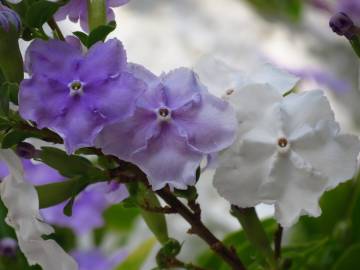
[329,12,355,39]
[0,5,23,84]
[16,142,37,159]
[0,238,17,257]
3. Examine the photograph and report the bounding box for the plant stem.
[47,17,65,41]
[231,206,277,269]
[274,224,283,260]
[157,188,246,270]
[87,0,107,31]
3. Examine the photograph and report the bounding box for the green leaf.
[332,244,360,270]
[2,130,38,148]
[25,1,59,28]
[36,177,86,209]
[73,31,89,47]
[39,147,106,179]
[116,238,156,270]
[0,83,10,116]
[103,203,140,232]
[87,21,116,47]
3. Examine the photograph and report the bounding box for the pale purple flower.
[0,238,18,257]
[0,159,128,234]
[337,0,360,25]
[72,249,127,270]
[96,65,238,190]
[55,0,130,31]
[19,38,145,153]
[0,5,21,32]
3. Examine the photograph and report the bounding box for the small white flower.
[213,85,360,227]
[194,55,299,98]
[0,149,78,270]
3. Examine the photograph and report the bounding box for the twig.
[274,224,283,260]
[47,17,65,41]
[157,188,246,270]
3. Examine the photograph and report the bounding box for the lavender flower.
[0,5,21,33]
[19,38,145,153]
[55,0,130,31]
[329,12,356,38]
[72,249,127,270]
[0,238,17,257]
[96,66,238,190]
[337,0,360,25]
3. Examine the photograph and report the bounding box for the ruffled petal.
[79,39,127,83]
[25,39,82,80]
[291,120,360,188]
[281,90,335,136]
[0,149,78,270]
[173,92,238,153]
[19,75,69,129]
[131,124,203,190]
[96,108,160,160]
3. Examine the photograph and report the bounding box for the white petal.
[6,0,23,3]
[263,152,327,227]
[282,90,335,136]
[292,120,360,188]
[0,149,78,270]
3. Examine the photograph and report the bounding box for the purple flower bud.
[329,12,355,38]
[16,142,37,159]
[0,238,17,257]
[0,5,21,33]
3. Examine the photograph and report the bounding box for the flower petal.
[131,124,203,190]
[292,120,360,188]
[25,39,82,79]
[0,149,78,270]
[79,39,127,83]
[173,92,238,153]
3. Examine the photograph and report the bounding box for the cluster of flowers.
[1,1,360,269]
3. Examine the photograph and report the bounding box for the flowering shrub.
[0,0,360,270]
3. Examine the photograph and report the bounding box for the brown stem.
[274,224,283,260]
[47,17,65,41]
[157,188,246,270]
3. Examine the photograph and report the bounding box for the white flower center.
[68,80,84,96]
[277,137,290,154]
[157,107,171,122]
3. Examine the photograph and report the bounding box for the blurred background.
[9,0,360,269]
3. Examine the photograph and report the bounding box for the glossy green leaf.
[25,1,59,28]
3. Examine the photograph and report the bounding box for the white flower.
[213,85,360,227]
[0,149,78,270]
[194,55,299,98]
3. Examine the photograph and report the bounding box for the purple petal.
[19,76,69,129]
[108,0,130,7]
[25,39,82,80]
[84,72,145,121]
[127,63,158,85]
[79,39,127,83]
[54,0,85,22]
[131,124,203,190]
[96,107,160,160]
[173,92,237,153]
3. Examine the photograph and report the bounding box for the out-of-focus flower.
[337,0,360,25]
[0,5,21,32]
[96,66,238,190]
[3,159,128,234]
[0,238,17,257]
[213,86,360,227]
[0,149,78,270]
[55,0,130,31]
[19,38,145,153]
[194,56,299,98]
[329,12,356,38]
[72,249,127,270]
[15,142,38,159]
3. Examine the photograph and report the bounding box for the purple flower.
[19,38,145,153]
[0,238,17,257]
[337,0,360,25]
[96,65,238,190]
[0,159,128,234]
[72,249,127,270]
[0,5,21,33]
[55,0,130,31]
[329,12,356,38]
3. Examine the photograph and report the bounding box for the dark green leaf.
[87,21,116,47]
[73,31,89,47]
[0,83,10,116]
[2,130,38,148]
[332,244,360,270]
[25,1,59,28]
